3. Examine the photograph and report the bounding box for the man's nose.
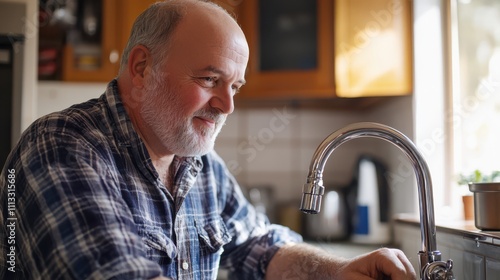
[209,86,234,114]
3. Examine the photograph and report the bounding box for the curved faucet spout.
[300,122,451,279]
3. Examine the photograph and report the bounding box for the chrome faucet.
[300,122,454,280]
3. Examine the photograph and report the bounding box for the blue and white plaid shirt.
[0,80,302,280]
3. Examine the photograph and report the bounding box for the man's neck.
[150,153,175,186]
[117,77,176,189]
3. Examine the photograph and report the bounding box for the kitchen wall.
[37,81,417,218]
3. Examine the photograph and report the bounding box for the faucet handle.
[444,260,455,280]
[423,259,455,280]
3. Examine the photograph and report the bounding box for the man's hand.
[335,248,416,280]
[265,243,417,280]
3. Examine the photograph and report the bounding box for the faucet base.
[421,258,455,280]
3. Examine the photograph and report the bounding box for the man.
[0,0,416,279]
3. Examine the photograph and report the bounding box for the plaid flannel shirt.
[0,80,302,280]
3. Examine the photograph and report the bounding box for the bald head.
[119,0,245,74]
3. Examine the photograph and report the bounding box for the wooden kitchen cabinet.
[61,0,156,82]
[334,0,413,97]
[237,0,335,99]
[61,0,234,82]
[62,0,117,81]
[235,0,413,101]
[59,0,413,98]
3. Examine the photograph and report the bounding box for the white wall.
[0,0,38,133]
[37,81,107,117]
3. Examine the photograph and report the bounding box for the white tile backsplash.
[218,110,241,139]
[298,109,360,141]
[245,107,297,140]
[245,142,294,173]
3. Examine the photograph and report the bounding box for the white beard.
[141,70,226,156]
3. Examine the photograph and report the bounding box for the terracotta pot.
[462,195,474,221]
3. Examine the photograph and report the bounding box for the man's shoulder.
[5,96,118,176]
[29,96,110,141]
[9,96,119,166]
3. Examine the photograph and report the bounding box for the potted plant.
[457,170,500,220]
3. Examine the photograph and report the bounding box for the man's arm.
[265,243,417,280]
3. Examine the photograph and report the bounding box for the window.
[450,0,500,179]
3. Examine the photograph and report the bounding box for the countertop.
[395,214,500,246]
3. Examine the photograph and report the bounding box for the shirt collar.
[104,79,142,147]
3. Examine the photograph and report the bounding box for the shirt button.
[182,260,189,270]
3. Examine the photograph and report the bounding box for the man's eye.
[200,77,217,87]
[232,85,242,94]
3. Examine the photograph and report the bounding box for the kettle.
[302,155,390,243]
[303,185,351,241]
[350,155,391,244]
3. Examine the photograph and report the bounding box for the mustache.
[194,107,226,125]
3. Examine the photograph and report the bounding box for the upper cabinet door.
[60,0,156,82]
[235,0,412,101]
[62,0,120,82]
[334,0,413,97]
[238,0,335,99]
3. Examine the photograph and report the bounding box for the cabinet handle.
[463,235,493,247]
[109,50,120,64]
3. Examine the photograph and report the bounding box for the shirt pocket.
[195,217,232,255]
[138,225,177,265]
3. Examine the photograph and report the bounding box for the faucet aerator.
[299,193,322,214]
[300,181,325,214]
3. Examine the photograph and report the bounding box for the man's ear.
[128,45,150,88]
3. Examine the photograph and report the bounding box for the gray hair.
[119,0,232,74]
